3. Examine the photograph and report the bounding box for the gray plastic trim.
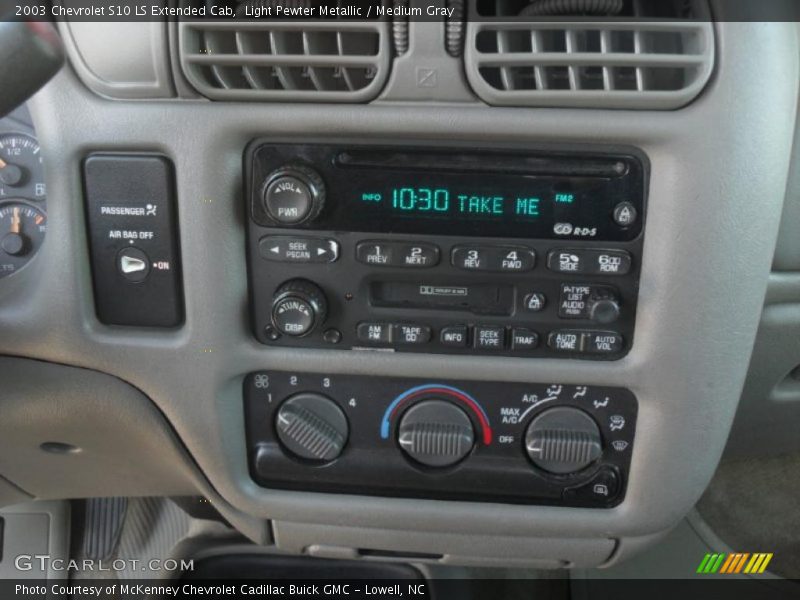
[57,21,176,100]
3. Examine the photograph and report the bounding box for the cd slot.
[370,281,514,316]
[335,150,627,178]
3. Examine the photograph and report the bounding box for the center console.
[243,142,646,508]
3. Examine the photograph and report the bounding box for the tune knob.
[271,279,328,337]
[261,164,325,225]
[397,400,475,468]
[525,407,602,474]
[275,393,348,462]
[587,289,621,324]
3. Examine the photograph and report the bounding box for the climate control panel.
[244,371,637,507]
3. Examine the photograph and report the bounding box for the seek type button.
[474,326,505,350]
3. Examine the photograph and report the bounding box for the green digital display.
[360,188,542,219]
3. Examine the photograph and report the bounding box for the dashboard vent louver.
[178,13,391,102]
[465,0,714,109]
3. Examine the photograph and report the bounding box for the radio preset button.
[590,250,632,275]
[451,245,535,272]
[474,325,505,350]
[548,250,585,274]
[356,241,439,268]
[547,249,631,276]
[395,243,440,268]
[356,322,393,344]
[356,241,393,266]
[440,325,469,347]
[259,236,339,263]
[511,328,539,350]
[393,324,432,344]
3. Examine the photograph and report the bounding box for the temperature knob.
[275,393,348,462]
[525,407,602,474]
[261,165,325,225]
[271,279,328,337]
[397,400,475,468]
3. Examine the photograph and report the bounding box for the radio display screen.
[250,144,646,241]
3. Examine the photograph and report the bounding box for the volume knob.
[271,279,328,337]
[397,400,475,468]
[261,164,325,225]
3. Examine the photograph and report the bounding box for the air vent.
[465,0,715,109]
[178,19,391,102]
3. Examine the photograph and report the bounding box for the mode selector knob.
[271,279,328,337]
[397,400,475,468]
[525,407,602,474]
[275,393,348,462]
[261,164,325,225]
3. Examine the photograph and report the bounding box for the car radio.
[245,142,647,360]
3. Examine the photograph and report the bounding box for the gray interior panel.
[0,21,796,565]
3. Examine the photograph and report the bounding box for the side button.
[563,467,620,504]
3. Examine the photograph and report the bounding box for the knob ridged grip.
[275,393,348,462]
[397,400,475,468]
[525,407,602,474]
[261,164,325,225]
[271,279,328,337]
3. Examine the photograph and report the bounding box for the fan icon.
[254,374,269,389]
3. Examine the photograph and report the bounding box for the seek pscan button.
[260,236,339,263]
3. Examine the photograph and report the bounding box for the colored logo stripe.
[697,553,773,575]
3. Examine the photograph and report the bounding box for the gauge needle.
[10,207,21,234]
[0,158,6,169]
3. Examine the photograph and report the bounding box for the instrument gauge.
[0,201,47,278]
[0,134,46,202]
